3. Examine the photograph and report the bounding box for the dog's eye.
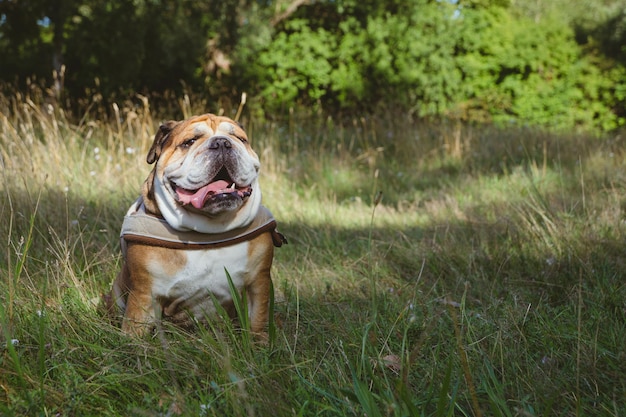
[180,138,197,148]
[235,135,248,144]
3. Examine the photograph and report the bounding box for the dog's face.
[144,114,262,233]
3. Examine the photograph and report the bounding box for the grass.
[1,88,626,416]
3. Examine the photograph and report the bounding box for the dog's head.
[142,114,262,233]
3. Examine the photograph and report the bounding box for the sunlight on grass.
[1,90,625,416]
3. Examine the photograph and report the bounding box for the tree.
[0,0,624,131]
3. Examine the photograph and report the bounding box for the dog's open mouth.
[173,168,252,209]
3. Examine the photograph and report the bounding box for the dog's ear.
[147,121,178,164]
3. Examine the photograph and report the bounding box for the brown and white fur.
[107,114,275,337]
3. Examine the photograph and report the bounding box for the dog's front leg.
[119,244,158,336]
[246,273,271,336]
[246,234,275,338]
[122,287,158,336]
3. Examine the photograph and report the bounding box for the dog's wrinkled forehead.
[181,115,246,139]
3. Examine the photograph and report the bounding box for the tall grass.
[1,87,625,416]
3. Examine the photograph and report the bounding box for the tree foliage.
[0,0,624,131]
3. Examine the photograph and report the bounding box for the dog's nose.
[209,136,232,150]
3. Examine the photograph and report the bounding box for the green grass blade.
[224,267,251,350]
[351,374,384,417]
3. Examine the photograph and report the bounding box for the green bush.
[242,1,625,131]
[254,19,336,108]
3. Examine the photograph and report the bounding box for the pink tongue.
[176,180,231,209]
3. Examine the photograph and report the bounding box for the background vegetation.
[1,0,625,131]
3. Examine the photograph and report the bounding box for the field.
[1,92,625,416]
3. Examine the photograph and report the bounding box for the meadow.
[1,91,625,416]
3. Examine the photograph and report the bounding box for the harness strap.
[120,200,287,253]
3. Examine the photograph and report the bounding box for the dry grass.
[1,87,625,416]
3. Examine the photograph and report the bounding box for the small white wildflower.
[15,236,24,257]
[36,310,44,317]
[11,339,19,346]
[546,257,556,266]
[94,154,101,161]
[63,186,69,193]
[90,171,96,176]
[200,404,211,415]
[125,147,136,154]
[93,147,100,154]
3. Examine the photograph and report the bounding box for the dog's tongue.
[176,180,230,209]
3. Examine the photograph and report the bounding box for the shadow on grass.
[2,190,625,416]
[2,121,626,415]
[272,211,626,414]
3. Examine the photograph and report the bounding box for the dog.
[107,114,285,336]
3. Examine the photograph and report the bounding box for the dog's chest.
[146,242,250,319]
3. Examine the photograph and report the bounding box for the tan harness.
[120,198,286,254]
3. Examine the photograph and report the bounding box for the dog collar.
[120,197,286,251]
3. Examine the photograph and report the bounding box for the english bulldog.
[107,113,285,336]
